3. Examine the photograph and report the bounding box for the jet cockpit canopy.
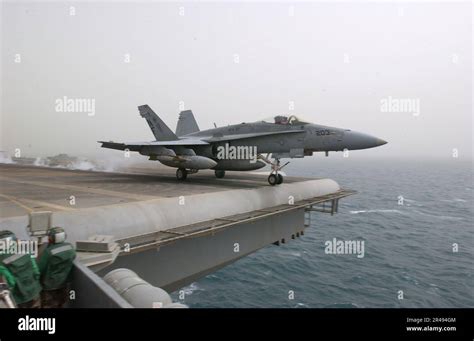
[261,115,310,125]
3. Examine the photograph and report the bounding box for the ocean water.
[171,158,473,308]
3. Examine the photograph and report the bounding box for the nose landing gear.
[276,173,283,184]
[268,173,284,186]
[258,154,289,186]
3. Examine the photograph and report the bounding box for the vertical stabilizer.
[176,110,200,137]
[138,105,177,141]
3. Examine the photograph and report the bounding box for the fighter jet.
[99,105,387,185]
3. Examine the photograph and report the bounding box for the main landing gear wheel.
[268,174,278,186]
[215,170,226,178]
[176,168,188,180]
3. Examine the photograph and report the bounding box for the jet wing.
[148,139,209,146]
[203,130,305,142]
[98,139,209,151]
[99,131,302,150]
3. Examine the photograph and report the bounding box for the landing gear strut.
[258,154,289,186]
[176,168,188,180]
[214,170,226,178]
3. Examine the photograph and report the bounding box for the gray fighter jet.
[99,105,387,185]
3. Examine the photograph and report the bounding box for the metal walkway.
[116,189,356,254]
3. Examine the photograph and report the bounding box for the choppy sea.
[171,158,473,308]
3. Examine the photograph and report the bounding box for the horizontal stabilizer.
[98,141,141,152]
[98,138,209,151]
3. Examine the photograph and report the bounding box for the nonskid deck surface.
[0,163,314,218]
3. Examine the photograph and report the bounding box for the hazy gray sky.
[1,1,472,161]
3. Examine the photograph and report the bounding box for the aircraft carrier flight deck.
[0,163,313,219]
[0,162,355,308]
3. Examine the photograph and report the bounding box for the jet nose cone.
[343,131,387,150]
